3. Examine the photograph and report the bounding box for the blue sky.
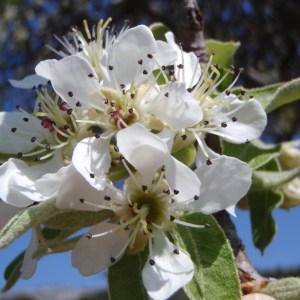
[1,206,300,293]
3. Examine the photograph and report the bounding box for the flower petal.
[142,232,194,300]
[36,56,101,109]
[0,111,49,154]
[72,137,111,190]
[20,228,38,279]
[165,156,201,203]
[0,156,63,206]
[72,223,130,275]
[9,74,48,89]
[117,124,169,187]
[101,25,157,88]
[217,98,267,143]
[148,82,203,130]
[189,155,252,214]
[0,201,21,230]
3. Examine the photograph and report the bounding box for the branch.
[171,0,208,62]
[171,0,270,295]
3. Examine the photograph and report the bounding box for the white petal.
[188,156,252,214]
[101,25,157,88]
[20,228,38,279]
[218,98,267,143]
[72,137,111,190]
[117,124,169,187]
[35,59,57,80]
[0,155,63,206]
[165,156,201,203]
[0,201,21,230]
[165,32,201,87]
[148,82,203,130]
[155,40,178,67]
[142,232,194,300]
[72,223,130,275]
[0,111,48,154]
[9,74,48,89]
[39,56,101,109]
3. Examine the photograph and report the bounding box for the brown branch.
[171,0,208,63]
[171,0,269,295]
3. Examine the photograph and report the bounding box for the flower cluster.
[0,19,267,299]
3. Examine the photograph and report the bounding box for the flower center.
[17,88,93,164]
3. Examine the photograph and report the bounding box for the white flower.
[0,85,100,206]
[72,123,252,299]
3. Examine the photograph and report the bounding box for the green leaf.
[252,166,300,192]
[206,39,240,66]
[0,200,57,249]
[260,277,300,300]
[172,144,196,167]
[232,77,300,113]
[108,250,149,300]
[248,190,282,253]
[171,212,241,300]
[149,22,169,41]
[2,251,25,292]
[221,139,281,170]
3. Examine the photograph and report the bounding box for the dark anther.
[23,117,29,122]
[45,144,51,151]
[31,137,37,142]
[177,64,184,69]
[88,73,94,77]
[128,108,134,114]
[79,198,84,203]
[169,70,174,76]
[76,101,82,107]
[11,127,17,133]
[120,84,125,89]
[170,215,175,221]
[194,195,200,200]
[147,53,153,59]
[67,108,73,115]
[95,133,101,138]
[109,65,114,70]
[206,159,212,165]
[78,47,83,52]
[38,84,43,89]
[173,189,179,195]
[104,195,111,201]
[181,134,187,140]
[203,120,209,126]
[173,249,180,254]
[232,117,237,122]
[149,259,155,266]
[16,105,20,110]
[249,95,254,99]
[68,91,73,97]
[64,124,70,130]
[240,90,245,96]
[164,92,169,97]
[34,156,41,162]
[142,185,148,191]
[143,70,148,75]
[246,139,250,144]
[114,145,119,152]
[17,152,23,158]
[130,94,135,99]
[225,90,230,96]
[86,233,92,239]
[162,65,166,71]
[90,173,95,178]
[110,257,116,263]
[221,122,227,128]
[161,165,166,172]
[138,59,143,65]
[187,88,192,93]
